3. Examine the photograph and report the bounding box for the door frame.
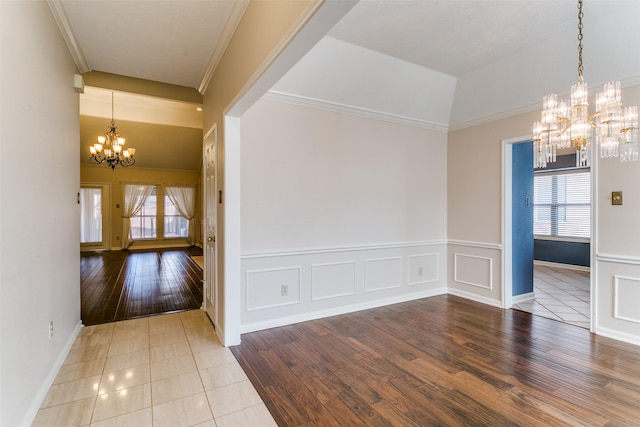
[203,124,219,330]
[80,183,111,251]
[501,135,532,309]
[502,134,595,332]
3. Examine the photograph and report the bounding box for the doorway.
[80,184,110,251]
[503,137,592,329]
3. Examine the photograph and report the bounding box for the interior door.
[80,184,110,251]
[203,127,218,327]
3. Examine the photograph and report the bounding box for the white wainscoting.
[594,254,640,346]
[365,257,402,292]
[447,241,502,307]
[240,241,447,332]
[614,275,640,324]
[311,261,356,301]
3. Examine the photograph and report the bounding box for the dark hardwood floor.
[231,295,640,426]
[80,247,203,325]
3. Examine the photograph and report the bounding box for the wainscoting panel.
[364,257,402,292]
[614,275,640,324]
[311,261,356,301]
[240,242,447,332]
[594,256,640,346]
[408,253,439,286]
[246,267,301,311]
[454,253,493,290]
[447,242,502,307]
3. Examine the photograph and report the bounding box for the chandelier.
[533,0,638,169]
[89,92,136,169]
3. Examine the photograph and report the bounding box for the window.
[534,171,590,239]
[130,186,157,239]
[164,195,189,238]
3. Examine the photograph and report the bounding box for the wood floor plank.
[230,294,640,426]
[80,247,203,325]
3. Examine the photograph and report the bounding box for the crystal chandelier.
[533,0,638,169]
[89,92,136,169]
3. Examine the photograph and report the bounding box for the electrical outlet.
[49,321,54,339]
[418,267,423,277]
[281,284,288,296]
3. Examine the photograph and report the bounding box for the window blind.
[533,171,590,239]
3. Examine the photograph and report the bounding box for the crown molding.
[47,0,90,73]
[449,75,640,132]
[198,0,249,94]
[264,91,449,133]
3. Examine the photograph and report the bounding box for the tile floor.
[513,264,591,329]
[33,310,276,427]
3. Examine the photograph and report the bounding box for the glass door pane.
[80,188,102,243]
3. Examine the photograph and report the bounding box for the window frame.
[533,167,591,241]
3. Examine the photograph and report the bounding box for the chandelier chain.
[577,0,584,81]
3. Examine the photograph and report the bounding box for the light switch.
[612,191,623,205]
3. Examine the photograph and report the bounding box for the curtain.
[121,184,153,249]
[165,186,197,245]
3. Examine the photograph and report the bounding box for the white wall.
[1,2,81,426]
[239,99,448,331]
[594,84,640,344]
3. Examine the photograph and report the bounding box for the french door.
[80,184,110,251]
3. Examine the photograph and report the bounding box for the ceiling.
[53,0,640,170]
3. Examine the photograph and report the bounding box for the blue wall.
[512,142,534,296]
[534,239,590,267]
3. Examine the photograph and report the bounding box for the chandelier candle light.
[533,0,638,169]
[89,92,136,169]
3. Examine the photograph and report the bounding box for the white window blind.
[533,171,590,238]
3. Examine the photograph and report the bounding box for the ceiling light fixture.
[533,0,638,168]
[89,92,136,169]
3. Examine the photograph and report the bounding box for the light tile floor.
[513,265,591,329]
[33,310,276,427]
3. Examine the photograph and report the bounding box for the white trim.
[594,325,640,347]
[407,253,440,286]
[448,240,502,250]
[310,261,357,301]
[533,260,590,272]
[453,253,493,290]
[197,1,249,94]
[614,275,640,324]
[245,266,302,311]
[46,1,90,73]
[449,76,640,132]
[22,321,83,427]
[364,256,403,293]
[241,240,447,259]
[512,292,536,304]
[240,287,446,334]
[263,91,449,133]
[596,253,640,266]
[447,288,502,308]
[501,135,533,310]
[222,116,241,346]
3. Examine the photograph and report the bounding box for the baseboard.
[534,260,590,272]
[22,320,83,427]
[240,288,447,334]
[595,325,640,347]
[446,288,503,308]
[512,292,536,304]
